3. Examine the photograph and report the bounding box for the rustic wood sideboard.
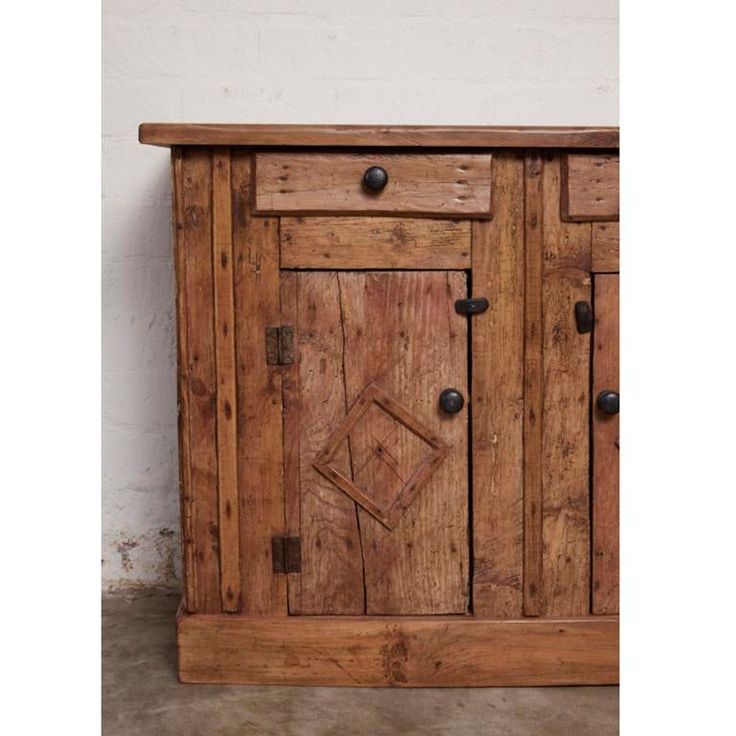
[139,124,620,686]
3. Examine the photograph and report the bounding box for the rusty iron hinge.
[574,301,594,334]
[272,536,301,574]
[265,325,295,365]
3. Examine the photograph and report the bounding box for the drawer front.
[561,153,619,221]
[254,153,492,217]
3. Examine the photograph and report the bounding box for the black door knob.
[363,166,389,192]
[439,388,464,414]
[596,390,619,415]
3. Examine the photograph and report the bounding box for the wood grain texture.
[561,154,619,222]
[280,217,471,269]
[211,148,240,612]
[541,154,592,617]
[471,152,525,618]
[172,148,196,612]
[591,222,619,272]
[288,272,365,615]
[140,123,619,149]
[523,153,545,617]
[339,271,469,615]
[290,271,469,615]
[231,151,287,616]
[254,153,492,217]
[592,275,619,615]
[179,148,220,613]
[178,610,619,686]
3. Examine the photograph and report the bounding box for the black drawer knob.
[439,388,464,414]
[363,166,389,192]
[596,390,619,415]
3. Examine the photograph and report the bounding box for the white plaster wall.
[102,0,618,591]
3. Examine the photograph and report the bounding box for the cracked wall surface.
[102,0,618,591]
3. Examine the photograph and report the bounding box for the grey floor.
[102,593,618,736]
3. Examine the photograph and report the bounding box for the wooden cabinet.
[139,124,620,686]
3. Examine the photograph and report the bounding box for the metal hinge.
[265,325,295,365]
[574,301,594,334]
[455,297,490,315]
[272,536,301,573]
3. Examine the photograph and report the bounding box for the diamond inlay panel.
[313,384,448,529]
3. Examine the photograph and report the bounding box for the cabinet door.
[282,270,469,615]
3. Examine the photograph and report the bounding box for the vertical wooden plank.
[280,271,302,614]
[471,152,525,618]
[180,148,220,612]
[231,151,287,616]
[339,271,469,614]
[523,152,545,617]
[592,274,619,614]
[294,272,365,614]
[172,147,196,612]
[540,154,592,617]
[212,148,240,612]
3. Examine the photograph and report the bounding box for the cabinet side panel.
[212,148,240,612]
[231,151,288,616]
[592,274,619,614]
[471,152,525,618]
[180,148,221,612]
[540,154,592,617]
[172,148,196,612]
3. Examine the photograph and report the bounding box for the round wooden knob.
[439,388,464,414]
[596,390,619,415]
[363,166,389,192]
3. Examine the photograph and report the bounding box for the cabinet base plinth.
[177,606,618,686]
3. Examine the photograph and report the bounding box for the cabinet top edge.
[138,123,619,149]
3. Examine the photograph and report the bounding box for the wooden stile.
[179,148,220,613]
[540,154,592,617]
[471,152,525,618]
[231,151,288,616]
[592,274,619,614]
[523,153,545,617]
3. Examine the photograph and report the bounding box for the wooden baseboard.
[177,607,618,686]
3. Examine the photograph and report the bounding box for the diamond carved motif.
[313,383,449,529]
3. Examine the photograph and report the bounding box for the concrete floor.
[102,593,618,736]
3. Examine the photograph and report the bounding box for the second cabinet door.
[282,270,469,615]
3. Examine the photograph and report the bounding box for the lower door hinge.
[272,536,301,573]
[266,325,295,365]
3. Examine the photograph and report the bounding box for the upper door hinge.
[272,536,301,573]
[266,325,295,365]
[574,301,594,334]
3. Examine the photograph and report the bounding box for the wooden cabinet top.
[138,123,618,149]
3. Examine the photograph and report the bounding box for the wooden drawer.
[254,153,493,217]
[561,153,619,221]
